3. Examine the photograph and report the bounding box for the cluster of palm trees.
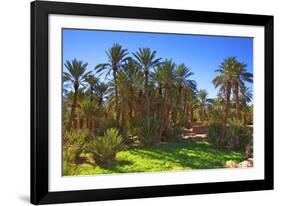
[63,43,253,144]
[212,56,253,124]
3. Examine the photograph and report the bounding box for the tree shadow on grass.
[97,159,134,173]
[127,141,244,170]
[77,141,244,175]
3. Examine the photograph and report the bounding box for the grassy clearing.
[64,141,244,176]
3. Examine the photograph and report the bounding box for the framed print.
[31,0,274,204]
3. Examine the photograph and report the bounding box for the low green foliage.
[135,117,159,146]
[163,126,183,142]
[63,129,92,164]
[206,121,226,148]
[207,120,253,150]
[88,128,124,165]
[227,119,251,149]
[96,117,116,136]
[64,141,244,176]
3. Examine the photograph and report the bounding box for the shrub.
[135,117,159,146]
[207,119,253,150]
[227,119,251,149]
[96,117,117,136]
[164,126,183,142]
[63,129,92,164]
[63,147,79,175]
[88,128,124,165]
[206,121,227,148]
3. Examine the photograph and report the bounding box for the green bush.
[164,126,183,142]
[227,119,252,149]
[135,117,159,146]
[88,128,124,165]
[245,137,253,159]
[206,121,227,148]
[63,147,79,176]
[63,129,92,164]
[207,120,253,150]
[96,117,117,136]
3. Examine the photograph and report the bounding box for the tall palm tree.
[240,86,253,125]
[95,43,129,127]
[197,89,212,121]
[85,74,99,102]
[63,59,91,130]
[175,63,197,126]
[232,62,253,120]
[175,63,196,92]
[94,82,108,106]
[133,48,162,117]
[212,57,236,124]
[78,100,98,131]
[122,58,144,120]
[116,70,130,138]
[153,59,176,141]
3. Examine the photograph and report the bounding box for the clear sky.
[63,29,253,98]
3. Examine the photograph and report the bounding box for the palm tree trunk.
[185,102,189,127]
[190,105,194,123]
[158,95,165,143]
[171,109,177,125]
[90,87,94,102]
[144,70,150,116]
[234,82,241,120]
[113,70,120,127]
[224,81,231,125]
[67,85,78,130]
[131,93,140,121]
[200,106,203,121]
[121,101,127,140]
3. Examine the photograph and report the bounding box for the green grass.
[64,141,244,176]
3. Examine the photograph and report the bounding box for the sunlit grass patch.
[64,140,244,176]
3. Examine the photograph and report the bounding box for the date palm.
[197,89,212,121]
[63,59,91,130]
[78,100,98,131]
[212,57,236,124]
[122,58,143,120]
[240,86,253,125]
[175,63,196,125]
[133,47,162,117]
[153,59,176,141]
[232,62,253,120]
[85,74,99,102]
[116,70,130,139]
[175,63,196,92]
[94,82,108,106]
[95,43,129,127]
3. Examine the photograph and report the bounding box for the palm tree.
[63,59,91,130]
[122,58,144,120]
[240,86,253,125]
[175,63,197,126]
[85,74,99,102]
[133,48,162,117]
[95,43,129,127]
[175,63,196,92]
[94,82,108,106]
[116,71,130,139]
[212,57,236,124]
[78,100,98,131]
[153,59,176,141]
[197,89,212,121]
[232,61,253,120]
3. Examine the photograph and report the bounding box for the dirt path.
[182,122,208,141]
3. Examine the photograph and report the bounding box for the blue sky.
[63,29,253,98]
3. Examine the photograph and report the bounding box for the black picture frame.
[31,0,274,204]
